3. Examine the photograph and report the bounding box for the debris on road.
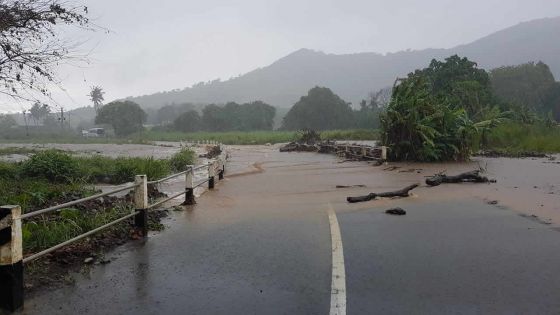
[383,166,400,171]
[385,207,406,215]
[397,168,422,173]
[279,142,318,152]
[347,184,419,203]
[199,145,222,159]
[336,184,366,188]
[476,150,548,158]
[426,170,496,186]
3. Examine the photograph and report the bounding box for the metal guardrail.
[0,142,227,313]
[22,211,139,264]
[20,183,140,220]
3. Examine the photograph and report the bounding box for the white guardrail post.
[218,156,225,180]
[185,166,195,205]
[208,160,216,189]
[134,175,149,237]
[381,146,388,160]
[0,205,24,312]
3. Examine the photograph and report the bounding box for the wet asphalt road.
[20,146,560,314]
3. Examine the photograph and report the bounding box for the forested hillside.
[125,17,560,109]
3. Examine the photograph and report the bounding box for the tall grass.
[486,122,560,153]
[22,205,131,252]
[0,148,196,213]
[143,129,378,144]
[75,155,171,184]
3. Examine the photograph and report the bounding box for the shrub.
[0,161,18,179]
[20,150,79,182]
[168,148,196,172]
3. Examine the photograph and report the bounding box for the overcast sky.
[1,0,559,113]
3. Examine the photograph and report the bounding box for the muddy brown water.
[15,144,560,314]
[0,142,187,161]
[2,142,558,225]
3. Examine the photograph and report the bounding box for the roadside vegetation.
[1,148,196,212]
[0,146,196,289]
[142,129,378,144]
[381,55,560,161]
[484,122,560,154]
[0,148,196,256]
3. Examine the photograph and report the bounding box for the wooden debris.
[385,207,406,215]
[347,184,419,203]
[279,143,318,152]
[383,166,400,171]
[426,170,495,186]
[336,184,366,188]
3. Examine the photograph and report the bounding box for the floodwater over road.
[0,142,188,161]
[18,145,560,314]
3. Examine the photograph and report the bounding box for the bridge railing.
[0,143,227,312]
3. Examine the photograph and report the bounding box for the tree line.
[380,55,560,162]
[94,100,276,136]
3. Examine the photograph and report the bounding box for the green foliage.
[158,103,195,125]
[75,155,172,184]
[173,110,202,132]
[20,150,79,183]
[490,62,560,121]
[381,56,509,161]
[29,102,50,125]
[321,129,379,141]
[145,130,296,144]
[89,86,105,113]
[168,148,197,172]
[354,97,381,129]
[414,55,494,119]
[200,101,276,132]
[95,100,147,136]
[485,122,560,153]
[0,148,195,213]
[0,160,18,179]
[295,129,321,144]
[143,129,378,145]
[282,87,354,130]
[0,174,92,213]
[22,205,131,252]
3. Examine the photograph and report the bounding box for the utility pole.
[22,110,29,136]
[58,107,66,131]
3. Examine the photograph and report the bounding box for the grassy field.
[485,122,560,154]
[0,129,379,145]
[143,129,379,144]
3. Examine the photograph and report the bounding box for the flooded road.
[18,145,560,314]
[0,142,188,161]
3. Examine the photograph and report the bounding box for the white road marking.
[328,203,347,315]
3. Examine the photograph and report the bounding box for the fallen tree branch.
[347,184,419,203]
[425,170,495,186]
[336,184,366,188]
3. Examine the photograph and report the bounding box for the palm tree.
[89,86,105,113]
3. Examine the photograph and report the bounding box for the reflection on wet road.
[21,145,560,315]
